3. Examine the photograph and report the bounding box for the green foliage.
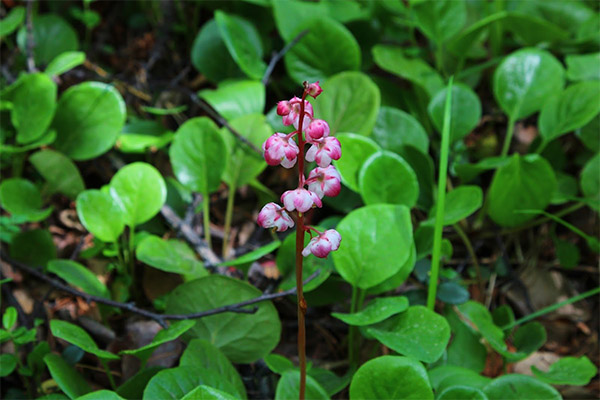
[17,14,78,65]
[332,296,408,326]
[50,320,119,360]
[199,81,265,121]
[47,259,109,298]
[44,353,91,399]
[30,149,85,199]
[372,107,429,154]
[45,51,86,77]
[428,84,481,143]
[532,356,598,386]
[0,178,52,222]
[76,190,125,242]
[136,236,206,277]
[334,133,380,191]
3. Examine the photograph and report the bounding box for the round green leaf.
[44,353,91,399]
[199,81,265,121]
[581,153,600,211]
[47,260,109,298]
[532,356,597,386]
[493,48,565,120]
[539,81,600,143]
[0,354,17,377]
[76,190,125,242]
[428,83,481,143]
[0,178,52,222]
[30,149,85,199]
[136,236,206,277]
[367,244,416,295]
[9,229,56,267]
[483,374,560,400]
[429,365,491,392]
[413,0,466,44]
[109,162,167,227]
[312,71,380,136]
[372,107,429,154]
[214,11,266,80]
[428,185,483,226]
[0,6,25,37]
[358,151,419,207]
[332,204,413,289]
[566,52,600,81]
[365,305,451,363]
[332,296,408,326]
[275,371,329,400]
[170,117,227,194]
[334,133,380,192]
[284,17,360,84]
[50,320,119,360]
[437,281,470,305]
[165,275,281,363]
[17,14,78,65]
[52,82,126,160]
[143,366,240,400]
[11,73,57,144]
[488,154,556,227]
[349,355,433,400]
[45,51,86,77]
[181,386,238,400]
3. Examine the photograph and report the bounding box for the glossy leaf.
[52,82,126,160]
[76,391,125,400]
[0,6,25,37]
[3,307,17,330]
[45,51,86,77]
[532,356,597,386]
[350,356,433,400]
[437,282,470,305]
[120,321,195,365]
[47,260,109,298]
[367,244,416,295]
[428,84,481,143]
[109,162,167,227]
[76,190,125,242]
[50,320,119,360]
[334,133,380,192]
[312,71,380,136]
[30,149,85,199]
[576,114,599,152]
[0,353,17,377]
[0,178,52,222]
[483,374,560,400]
[181,386,238,400]
[10,229,56,267]
[445,308,487,372]
[566,52,600,81]
[11,73,57,144]
[332,205,413,289]
[275,370,329,400]
[581,153,600,211]
[218,241,281,269]
[429,365,491,392]
[372,107,429,154]
[17,14,78,65]
[199,81,265,121]
[116,367,164,400]
[397,145,435,210]
[137,236,206,277]
[143,366,240,400]
[332,296,408,326]
[44,353,91,399]
[413,0,466,44]
[438,386,488,400]
[427,185,483,226]
[366,305,451,363]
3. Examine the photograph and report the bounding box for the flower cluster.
[258,81,342,258]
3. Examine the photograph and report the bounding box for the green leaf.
[10,73,57,144]
[109,162,167,227]
[10,229,56,267]
[264,353,294,374]
[275,370,329,400]
[412,0,466,44]
[483,374,560,400]
[0,6,25,37]
[0,353,17,377]
[0,178,52,222]
[429,365,491,392]
[272,0,319,41]
[52,82,126,160]
[141,105,187,116]
[180,339,247,399]
[427,185,483,226]
[181,386,238,400]
[581,153,600,211]
[438,386,488,400]
[170,117,226,195]
[566,52,600,81]
[372,45,444,97]
[17,14,78,65]
[437,282,470,305]
[397,146,435,210]
[76,190,125,242]
[332,296,408,326]
[3,306,17,330]
[445,308,487,373]
[428,84,481,143]
[45,51,86,77]
[143,366,240,400]
[30,149,85,199]
[120,321,195,365]
[493,48,564,120]
[220,113,272,188]
[218,241,281,269]
[199,81,265,121]
[214,11,266,80]
[47,260,109,298]
[165,275,281,363]
[358,151,419,207]
[50,320,119,360]
[136,236,206,277]
[454,156,511,183]
[116,366,163,400]
[532,356,597,386]
[367,244,416,295]
[334,133,380,192]
[504,13,569,46]
[0,129,57,154]
[191,19,243,84]
[44,353,91,399]
[372,107,429,154]
[284,17,360,84]
[539,81,600,143]
[551,172,578,205]
[366,305,451,363]
[332,205,413,289]
[76,391,125,400]
[312,71,380,136]
[576,114,600,152]
[349,355,433,400]
[488,154,556,227]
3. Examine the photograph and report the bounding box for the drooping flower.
[281,96,313,129]
[257,202,294,232]
[262,133,299,168]
[305,136,341,168]
[306,165,341,198]
[305,119,330,142]
[281,188,322,213]
[306,81,323,98]
[302,229,341,258]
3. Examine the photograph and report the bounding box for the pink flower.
[307,166,341,198]
[281,188,322,213]
[277,100,292,116]
[305,119,330,142]
[302,229,341,258]
[282,96,313,130]
[306,81,323,98]
[305,137,341,168]
[257,202,294,232]
[262,133,299,168]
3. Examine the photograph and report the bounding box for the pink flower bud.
[276,101,291,116]
[257,202,294,232]
[305,119,330,142]
[302,229,341,258]
[281,188,322,213]
[307,165,341,198]
[282,96,313,130]
[262,133,299,169]
[305,137,342,168]
[306,81,323,98]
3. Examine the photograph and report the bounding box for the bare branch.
[25,0,36,72]
[262,29,309,86]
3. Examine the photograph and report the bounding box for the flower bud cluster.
[258,81,342,258]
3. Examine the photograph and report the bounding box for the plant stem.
[202,195,212,249]
[128,226,135,278]
[427,77,454,311]
[453,223,484,298]
[100,358,117,390]
[500,114,516,157]
[222,184,236,259]
[348,286,365,365]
